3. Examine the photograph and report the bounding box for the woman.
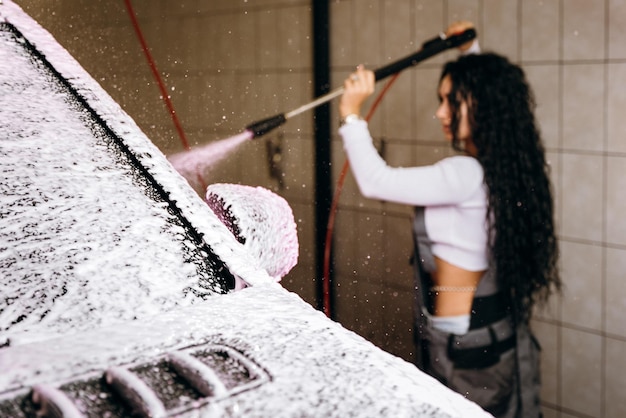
[338,24,560,417]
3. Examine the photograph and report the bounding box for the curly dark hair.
[440,52,561,323]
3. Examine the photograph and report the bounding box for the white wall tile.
[560,328,602,417]
[563,0,605,61]
[380,75,414,139]
[414,1,446,65]
[531,320,559,406]
[447,0,480,27]
[354,212,386,279]
[333,209,358,279]
[560,153,604,242]
[560,241,603,331]
[413,67,445,142]
[380,282,416,361]
[282,136,315,202]
[609,0,626,59]
[354,0,382,67]
[352,279,389,345]
[330,0,355,67]
[562,64,605,152]
[197,15,218,70]
[379,142,420,210]
[521,0,560,62]
[282,202,317,305]
[279,5,312,70]
[607,156,626,246]
[258,9,280,69]
[606,247,626,338]
[606,337,626,417]
[608,63,626,153]
[482,0,519,59]
[382,0,414,65]
[382,212,414,292]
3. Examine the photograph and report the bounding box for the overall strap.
[410,207,431,369]
[510,301,542,417]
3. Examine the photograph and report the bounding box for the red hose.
[322,73,401,318]
[123,0,190,152]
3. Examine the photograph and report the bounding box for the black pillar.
[312,0,334,317]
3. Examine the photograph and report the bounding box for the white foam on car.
[206,183,299,281]
[0,0,274,346]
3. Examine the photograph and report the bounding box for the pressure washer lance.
[245,28,476,139]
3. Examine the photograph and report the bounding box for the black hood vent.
[0,343,269,417]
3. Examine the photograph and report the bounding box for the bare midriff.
[430,256,485,317]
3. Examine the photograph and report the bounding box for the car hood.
[1,285,491,417]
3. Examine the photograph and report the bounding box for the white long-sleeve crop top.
[339,120,490,272]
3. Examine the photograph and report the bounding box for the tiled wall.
[329,1,626,417]
[14,0,626,416]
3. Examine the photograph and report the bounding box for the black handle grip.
[373,28,476,81]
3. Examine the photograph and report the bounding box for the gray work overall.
[412,207,542,418]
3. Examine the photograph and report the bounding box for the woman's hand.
[446,20,476,52]
[339,64,375,119]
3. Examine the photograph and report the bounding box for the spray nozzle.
[245,113,287,139]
